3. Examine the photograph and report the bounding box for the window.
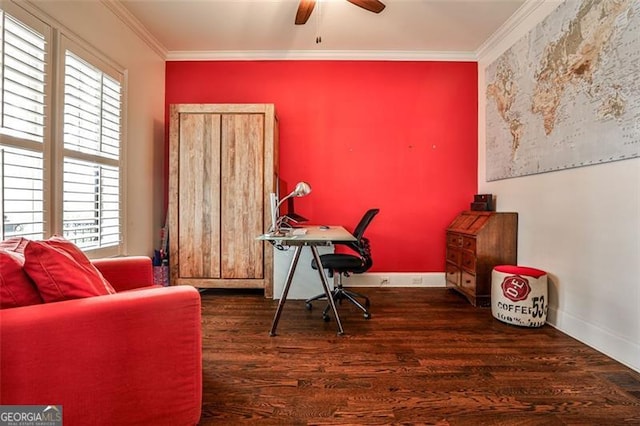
[0,5,124,255]
[61,46,123,251]
[0,8,48,240]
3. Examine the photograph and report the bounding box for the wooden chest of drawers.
[445,211,518,306]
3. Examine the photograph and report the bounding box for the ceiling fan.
[295,0,386,25]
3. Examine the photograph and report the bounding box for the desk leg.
[269,245,302,336]
[311,246,345,335]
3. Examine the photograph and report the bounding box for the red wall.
[165,61,478,272]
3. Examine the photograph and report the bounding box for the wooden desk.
[258,225,356,336]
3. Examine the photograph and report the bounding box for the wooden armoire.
[168,104,278,297]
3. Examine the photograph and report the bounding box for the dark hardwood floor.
[198,287,640,425]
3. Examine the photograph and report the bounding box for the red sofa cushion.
[92,256,155,291]
[0,249,43,309]
[23,236,116,302]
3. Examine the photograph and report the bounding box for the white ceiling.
[114,0,528,60]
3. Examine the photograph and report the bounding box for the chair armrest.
[92,256,154,291]
[0,286,202,425]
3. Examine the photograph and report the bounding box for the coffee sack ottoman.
[491,265,548,327]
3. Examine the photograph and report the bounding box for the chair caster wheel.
[364,312,371,319]
[305,302,312,311]
[322,314,331,322]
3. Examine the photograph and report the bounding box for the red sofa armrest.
[0,286,202,425]
[92,256,154,291]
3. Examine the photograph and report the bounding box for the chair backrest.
[352,208,380,243]
[346,209,379,272]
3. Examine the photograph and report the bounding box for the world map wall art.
[485,0,639,181]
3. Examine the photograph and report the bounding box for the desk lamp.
[270,181,311,234]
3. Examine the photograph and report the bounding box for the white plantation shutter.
[0,9,48,240]
[63,159,119,249]
[0,12,46,142]
[0,146,44,239]
[63,52,121,158]
[62,49,122,250]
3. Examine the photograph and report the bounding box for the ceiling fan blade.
[295,0,316,25]
[346,0,385,14]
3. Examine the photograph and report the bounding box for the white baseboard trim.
[547,306,640,373]
[343,272,446,288]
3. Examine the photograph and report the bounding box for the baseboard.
[343,272,446,288]
[547,306,640,373]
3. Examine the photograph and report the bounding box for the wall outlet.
[380,276,390,285]
[411,276,423,285]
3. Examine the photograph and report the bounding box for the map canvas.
[485,0,639,181]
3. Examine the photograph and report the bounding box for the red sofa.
[0,256,202,425]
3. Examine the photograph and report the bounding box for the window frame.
[55,35,127,258]
[1,2,127,257]
[0,3,52,240]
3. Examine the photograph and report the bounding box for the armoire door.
[177,113,222,279]
[220,113,264,279]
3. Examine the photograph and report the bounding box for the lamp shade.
[291,181,311,197]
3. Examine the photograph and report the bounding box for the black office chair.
[306,208,380,321]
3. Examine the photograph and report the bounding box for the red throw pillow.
[0,249,43,309]
[0,236,29,254]
[23,236,116,302]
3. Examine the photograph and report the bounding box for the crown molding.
[99,0,481,63]
[166,49,477,62]
[101,0,167,59]
[475,0,550,62]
